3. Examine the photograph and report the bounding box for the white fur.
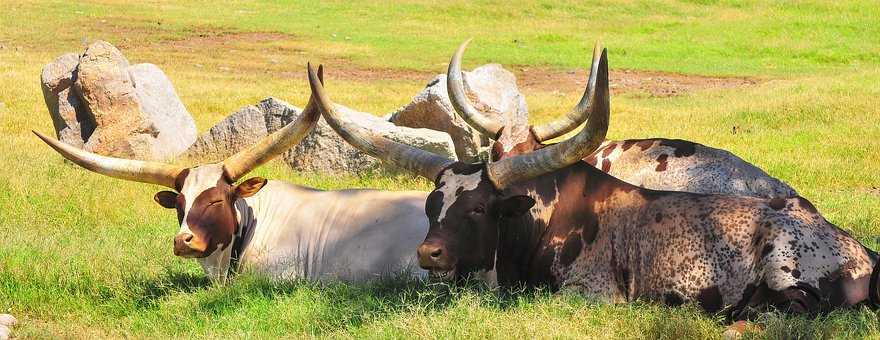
[436,168,483,223]
[173,164,430,282]
[176,164,226,238]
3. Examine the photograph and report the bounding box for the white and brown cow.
[448,40,795,198]
[308,51,880,320]
[36,65,429,282]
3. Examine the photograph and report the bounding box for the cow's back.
[585,139,797,198]
[595,191,874,315]
[239,181,429,282]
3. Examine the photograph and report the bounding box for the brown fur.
[419,161,878,320]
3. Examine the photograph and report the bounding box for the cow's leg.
[727,283,820,321]
[722,320,762,340]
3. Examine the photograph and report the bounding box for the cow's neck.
[495,162,643,289]
[193,191,265,282]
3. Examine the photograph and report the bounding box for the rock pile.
[41,41,197,160]
[41,42,529,174]
[185,97,457,173]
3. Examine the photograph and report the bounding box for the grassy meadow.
[1,0,880,338]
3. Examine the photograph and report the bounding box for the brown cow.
[447,40,796,199]
[306,51,880,322]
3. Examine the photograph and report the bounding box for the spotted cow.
[448,40,796,199]
[310,47,880,320]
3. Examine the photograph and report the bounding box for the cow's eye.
[208,200,223,206]
[471,206,486,215]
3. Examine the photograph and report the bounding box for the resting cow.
[36,66,429,282]
[307,54,880,320]
[447,40,795,199]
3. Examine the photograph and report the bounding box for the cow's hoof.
[723,320,760,339]
[0,314,14,327]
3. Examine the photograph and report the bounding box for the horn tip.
[455,38,472,56]
[33,130,52,142]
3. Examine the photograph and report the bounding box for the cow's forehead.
[434,168,484,222]
[180,164,226,197]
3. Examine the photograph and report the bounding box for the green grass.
[1,0,880,338]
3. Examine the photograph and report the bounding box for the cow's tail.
[869,257,880,308]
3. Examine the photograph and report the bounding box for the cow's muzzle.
[174,233,208,258]
[417,242,455,272]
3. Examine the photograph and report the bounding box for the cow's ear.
[234,177,268,198]
[154,191,178,209]
[496,195,535,217]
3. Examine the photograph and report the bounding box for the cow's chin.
[174,250,208,258]
[174,246,213,259]
[429,267,457,282]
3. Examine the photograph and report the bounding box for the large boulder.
[40,41,197,160]
[185,97,457,174]
[40,53,93,149]
[389,64,528,162]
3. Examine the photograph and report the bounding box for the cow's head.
[307,45,609,281]
[36,65,323,262]
[152,164,267,258]
[448,39,605,161]
[418,163,537,281]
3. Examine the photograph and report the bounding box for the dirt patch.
[862,186,880,197]
[69,23,758,95]
[141,29,757,94]
[299,66,433,83]
[516,67,757,97]
[161,30,290,51]
[149,29,435,83]
[308,65,758,97]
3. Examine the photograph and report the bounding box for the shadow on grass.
[128,271,212,309]
[642,303,880,340]
[122,270,880,338]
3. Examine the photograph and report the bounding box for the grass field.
[1,0,880,338]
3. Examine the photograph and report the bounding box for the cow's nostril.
[430,248,442,258]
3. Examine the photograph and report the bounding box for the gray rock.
[184,99,284,161]
[129,64,198,159]
[186,97,457,174]
[40,41,196,160]
[0,314,15,327]
[390,64,528,162]
[0,314,14,340]
[40,53,93,148]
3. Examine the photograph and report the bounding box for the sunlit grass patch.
[1,0,880,338]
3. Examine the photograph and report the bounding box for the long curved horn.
[447,39,504,140]
[222,64,324,181]
[34,131,184,188]
[307,64,454,181]
[531,41,604,142]
[486,48,609,189]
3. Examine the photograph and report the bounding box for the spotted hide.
[420,161,879,319]
[489,130,797,199]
